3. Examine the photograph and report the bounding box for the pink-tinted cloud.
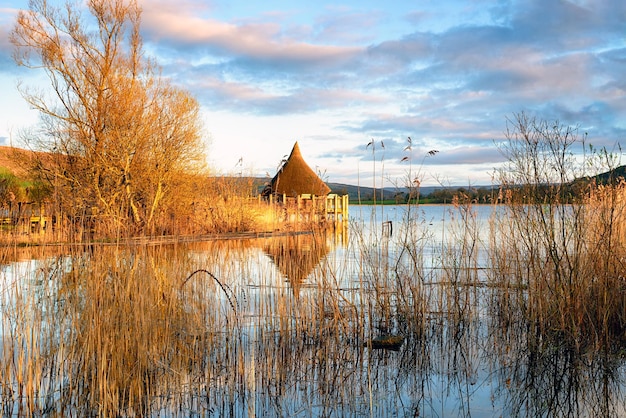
[140,4,361,66]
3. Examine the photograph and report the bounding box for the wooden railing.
[260,193,349,223]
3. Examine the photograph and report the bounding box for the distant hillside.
[327,182,440,201]
[329,166,626,201]
[211,177,483,202]
[581,165,626,184]
[0,146,33,177]
[2,146,623,201]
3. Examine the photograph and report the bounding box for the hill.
[580,165,626,185]
[327,182,440,202]
[0,146,32,177]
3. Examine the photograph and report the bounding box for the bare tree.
[11,0,206,236]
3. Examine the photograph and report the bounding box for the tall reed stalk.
[490,112,626,352]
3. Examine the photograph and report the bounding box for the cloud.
[0,8,18,74]
[184,72,387,115]
[336,130,505,167]
[365,32,433,74]
[105,0,626,186]
[142,0,626,141]
[511,0,626,48]
[140,5,362,71]
[418,146,505,165]
[312,9,383,44]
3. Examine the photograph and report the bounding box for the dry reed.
[1,180,626,415]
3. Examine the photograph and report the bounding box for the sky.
[0,0,625,187]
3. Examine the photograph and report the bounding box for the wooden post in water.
[296,195,300,222]
[39,204,45,234]
[324,195,328,221]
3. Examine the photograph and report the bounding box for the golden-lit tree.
[11,0,206,235]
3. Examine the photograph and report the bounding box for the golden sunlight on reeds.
[0,244,232,415]
[2,180,626,415]
[488,181,626,353]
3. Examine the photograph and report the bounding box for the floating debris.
[364,334,405,351]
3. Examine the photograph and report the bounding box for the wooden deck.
[263,193,349,223]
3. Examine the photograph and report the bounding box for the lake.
[1,203,625,416]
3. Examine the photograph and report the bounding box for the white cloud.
[140,5,362,66]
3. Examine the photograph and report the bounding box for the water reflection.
[262,231,334,298]
[490,290,626,417]
[1,206,626,416]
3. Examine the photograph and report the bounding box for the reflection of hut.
[264,232,329,297]
[262,142,348,222]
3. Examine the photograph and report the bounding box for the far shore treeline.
[244,166,626,205]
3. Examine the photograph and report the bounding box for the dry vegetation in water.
[1,245,213,415]
[2,0,626,410]
[3,161,626,415]
[488,113,626,354]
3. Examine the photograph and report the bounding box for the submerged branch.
[181,269,238,316]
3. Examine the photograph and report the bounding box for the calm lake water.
[1,204,625,417]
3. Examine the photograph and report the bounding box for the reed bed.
[488,181,626,353]
[2,115,625,415]
[0,243,236,416]
[2,180,626,415]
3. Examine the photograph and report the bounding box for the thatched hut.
[261,141,347,223]
[266,142,331,197]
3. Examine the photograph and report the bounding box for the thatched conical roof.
[270,142,331,196]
